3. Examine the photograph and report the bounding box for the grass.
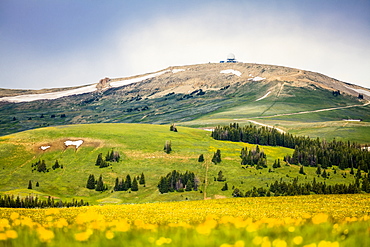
[0,194,369,246]
[0,123,364,205]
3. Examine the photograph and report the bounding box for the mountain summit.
[0,63,369,136]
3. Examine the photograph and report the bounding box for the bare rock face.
[96,77,111,90]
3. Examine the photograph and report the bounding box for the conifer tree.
[217,170,226,181]
[322,170,328,179]
[114,177,119,191]
[95,153,103,167]
[125,174,132,189]
[95,175,105,191]
[316,165,322,175]
[139,173,145,185]
[185,179,193,191]
[36,181,39,187]
[299,165,306,175]
[86,174,96,189]
[164,141,172,154]
[212,149,221,164]
[198,154,204,162]
[221,182,228,191]
[52,160,60,170]
[28,180,32,189]
[131,178,139,191]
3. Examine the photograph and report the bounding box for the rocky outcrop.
[96,77,111,90]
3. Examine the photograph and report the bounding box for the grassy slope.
[182,86,370,143]
[0,123,360,205]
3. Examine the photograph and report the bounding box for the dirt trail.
[247,120,286,133]
[254,101,370,119]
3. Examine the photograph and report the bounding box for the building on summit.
[220,53,237,63]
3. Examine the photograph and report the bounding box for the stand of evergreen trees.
[212,123,370,172]
[114,174,140,192]
[240,146,267,168]
[31,159,63,172]
[232,175,370,197]
[95,150,121,168]
[158,170,199,193]
[0,195,88,208]
[86,174,108,191]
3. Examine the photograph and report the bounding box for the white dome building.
[226,53,237,63]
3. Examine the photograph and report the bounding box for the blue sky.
[1,0,369,89]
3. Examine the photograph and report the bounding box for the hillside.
[0,123,362,205]
[0,63,369,142]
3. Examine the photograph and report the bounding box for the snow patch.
[0,85,97,103]
[40,146,50,151]
[0,70,170,103]
[220,69,242,77]
[342,119,362,122]
[110,70,170,88]
[64,140,83,149]
[248,76,265,81]
[344,85,370,97]
[256,91,271,101]
[172,69,185,73]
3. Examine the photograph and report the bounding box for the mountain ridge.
[1,63,369,102]
[0,63,369,139]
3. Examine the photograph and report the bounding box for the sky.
[0,0,370,90]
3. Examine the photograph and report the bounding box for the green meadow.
[0,123,362,205]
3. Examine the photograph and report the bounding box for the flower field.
[0,194,369,246]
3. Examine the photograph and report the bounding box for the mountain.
[1,63,369,141]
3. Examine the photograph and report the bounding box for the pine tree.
[139,173,145,185]
[125,174,132,189]
[158,177,169,194]
[52,160,60,170]
[28,180,32,189]
[356,168,362,179]
[114,177,119,191]
[164,141,172,154]
[95,175,105,191]
[131,178,139,191]
[95,153,103,167]
[217,170,226,181]
[36,181,39,187]
[198,154,204,162]
[322,170,327,179]
[316,165,322,175]
[185,179,193,191]
[299,165,306,175]
[212,149,221,164]
[221,182,228,191]
[86,174,96,189]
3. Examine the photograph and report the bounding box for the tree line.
[212,123,370,172]
[0,195,88,208]
[158,170,199,193]
[232,174,370,198]
[87,173,145,192]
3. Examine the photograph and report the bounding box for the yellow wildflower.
[105,230,114,240]
[0,233,7,241]
[272,239,287,247]
[36,227,54,243]
[10,212,19,221]
[312,213,328,224]
[293,236,303,245]
[235,240,245,247]
[318,241,339,247]
[155,237,172,246]
[74,229,93,242]
[5,230,18,239]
